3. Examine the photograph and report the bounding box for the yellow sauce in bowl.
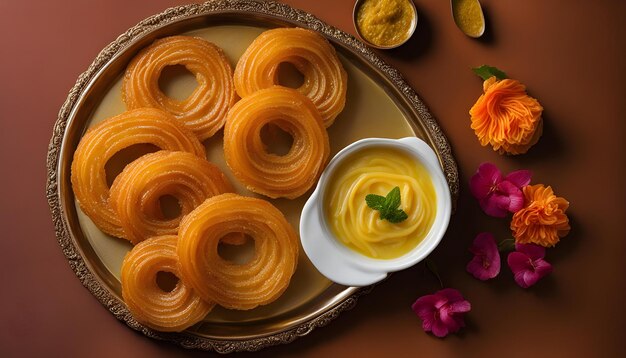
[356,0,416,47]
[324,147,436,259]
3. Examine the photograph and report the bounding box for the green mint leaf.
[385,209,408,223]
[365,186,408,223]
[384,186,402,211]
[365,194,385,210]
[497,238,516,252]
[472,65,508,81]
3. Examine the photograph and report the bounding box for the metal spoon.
[451,0,486,38]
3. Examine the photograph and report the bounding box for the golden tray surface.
[46,0,458,352]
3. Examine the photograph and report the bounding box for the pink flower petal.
[496,181,525,213]
[421,312,435,332]
[515,243,546,260]
[412,295,438,333]
[496,180,518,195]
[469,163,502,199]
[518,267,548,288]
[507,251,533,275]
[514,269,535,288]
[507,189,525,213]
[438,305,456,326]
[507,250,552,288]
[466,258,491,280]
[505,170,532,188]
[412,289,471,338]
[533,259,553,278]
[479,195,510,218]
[437,304,466,334]
[412,295,438,320]
[478,162,503,184]
[469,173,491,199]
[466,232,501,280]
[469,163,533,218]
[468,232,497,254]
[437,288,465,303]
[449,300,472,313]
[431,319,450,338]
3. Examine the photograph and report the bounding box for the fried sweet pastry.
[109,151,234,245]
[177,193,299,310]
[121,235,214,332]
[234,28,347,127]
[71,108,205,238]
[224,86,330,199]
[123,36,236,140]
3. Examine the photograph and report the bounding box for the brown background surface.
[1,0,624,357]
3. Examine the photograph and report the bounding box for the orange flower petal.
[510,184,570,247]
[470,77,543,155]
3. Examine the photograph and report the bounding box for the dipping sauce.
[356,0,416,47]
[324,146,436,259]
[452,0,485,37]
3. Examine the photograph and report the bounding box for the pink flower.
[507,244,553,288]
[469,162,532,218]
[466,232,500,280]
[411,288,471,338]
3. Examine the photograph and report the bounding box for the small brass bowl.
[352,0,418,49]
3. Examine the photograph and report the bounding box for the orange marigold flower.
[510,184,570,247]
[470,77,543,155]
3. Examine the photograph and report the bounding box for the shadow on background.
[510,113,567,166]
[476,4,496,45]
[386,3,434,61]
[549,214,581,265]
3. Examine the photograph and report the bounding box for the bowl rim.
[352,0,419,50]
[310,137,452,273]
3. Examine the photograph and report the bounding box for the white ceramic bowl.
[300,137,452,286]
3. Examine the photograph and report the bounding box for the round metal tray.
[46,0,458,353]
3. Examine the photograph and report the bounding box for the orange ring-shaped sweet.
[123,36,236,140]
[71,108,205,238]
[224,86,330,199]
[177,193,299,310]
[109,151,234,245]
[121,235,214,332]
[234,28,347,127]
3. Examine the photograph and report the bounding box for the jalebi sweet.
[234,28,347,127]
[121,235,214,332]
[109,150,234,245]
[71,108,205,238]
[177,193,299,310]
[224,86,330,199]
[123,36,236,140]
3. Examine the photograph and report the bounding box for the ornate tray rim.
[46,0,459,353]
